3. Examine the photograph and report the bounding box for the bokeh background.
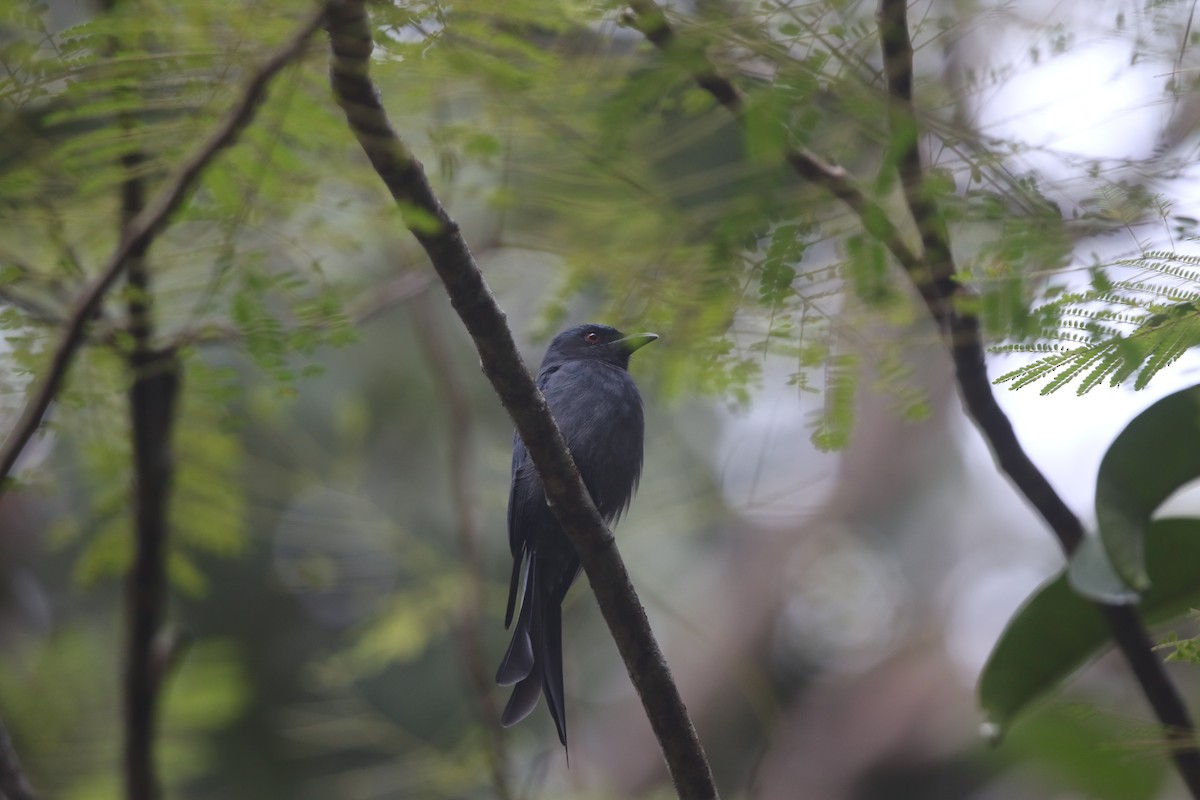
[4,0,1200,798]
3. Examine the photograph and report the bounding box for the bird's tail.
[495,553,569,747]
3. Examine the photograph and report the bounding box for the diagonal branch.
[872,0,1084,557]
[323,2,717,797]
[0,4,327,492]
[875,0,1200,792]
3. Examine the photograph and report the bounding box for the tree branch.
[0,4,327,492]
[0,712,37,800]
[874,0,1200,791]
[110,33,176,797]
[323,2,717,797]
[123,343,179,800]
[870,0,1085,556]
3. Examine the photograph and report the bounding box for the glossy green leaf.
[1067,534,1138,604]
[1096,386,1200,588]
[981,518,1200,733]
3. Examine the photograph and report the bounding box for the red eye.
[584,332,601,343]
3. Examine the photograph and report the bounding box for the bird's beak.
[617,332,659,353]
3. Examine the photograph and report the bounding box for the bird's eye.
[584,331,601,344]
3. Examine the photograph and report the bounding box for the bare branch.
[323,2,717,796]
[0,4,327,492]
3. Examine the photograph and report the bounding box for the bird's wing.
[505,432,532,628]
[508,431,529,557]
[497,551,537,684]
[504,364,562,628]
[506,364,562,551]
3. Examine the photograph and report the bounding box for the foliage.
[0,627,249,799]
[980,519,1200,733]
[982,386,1200,733]
[47,350,248,595]
[995,249,1200,395]
[5,0,1200,797]
[1158,618,1200,665]
[1,0,363,581]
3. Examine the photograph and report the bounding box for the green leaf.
[741,90,787,165]
[810,352,858,451]
[980,518,1200,733]
[843,233,891,304]
[163,639,250,730]
[998,705,1164,800]
[1067,534,1139,603]
[1096,386,1200,589]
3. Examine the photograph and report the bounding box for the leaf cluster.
[982,386,1200,738]
[995,251,1200,395]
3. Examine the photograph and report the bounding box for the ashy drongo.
[495,323,658,748]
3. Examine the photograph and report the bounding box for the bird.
[495,323,658,749]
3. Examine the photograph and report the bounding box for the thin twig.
[323,2,717,796]
[0,712,37,800]
[412,299,513,800]
[0,3,327,492]
[874,0,1200,791]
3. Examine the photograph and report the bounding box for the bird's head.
[541,324,658,370]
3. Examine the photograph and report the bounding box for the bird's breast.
[542,363,645,521]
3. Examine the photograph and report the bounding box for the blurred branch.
[871,0,1087,558]
[0,713,36,800]
[323,2,718,797]
[0,4,327,493]
[875,0,1200,792]
[109,22,174,794]
[411,299,513,800]
[122,339,180,800]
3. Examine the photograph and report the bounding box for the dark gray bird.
[495,324,658,748]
